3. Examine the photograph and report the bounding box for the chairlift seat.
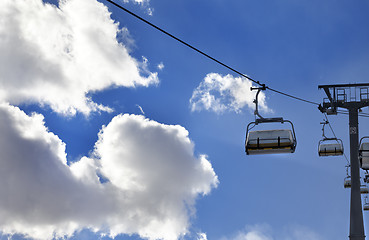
[364,174,369,183]
[361,185,369,194]
[318,143,344,156]
[359,142,369,170]
[364,204,369,211]
[246,129,295,155]
[344,178,351,188]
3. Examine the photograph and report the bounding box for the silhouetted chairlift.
[344,166,351,189]
[365,204,369,211]
[245,86,297,155]
[359,137,369,170]
[344,177,352,188]
[361,184,369,194]
[364,196,369,211]
[364,173,369,183]
[318,121,344,156]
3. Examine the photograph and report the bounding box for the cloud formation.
[190,73,269,114]
[197,232,208,240]
[122,0,153,15]
[0,0,158,116]
[94,114,219,239]
[222,224,323,240]
[233,225,272,240]
[0,104,218,240]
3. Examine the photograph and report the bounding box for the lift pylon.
[319,83,369,240]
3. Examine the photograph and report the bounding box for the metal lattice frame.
[319,83,369,240]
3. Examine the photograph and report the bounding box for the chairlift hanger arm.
[320,120,329,139]
[251,85,266,120]
[359,136,369,146]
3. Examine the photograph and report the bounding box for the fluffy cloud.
[190,73,269,114]
[94,114,219,239]
[122,0,150,5]
[197,232,208,240]
[0,103,106,239]
[223,224,323,240]
[0,0,158,116]
[232,225,272,240]
[122,0,153,15]
[0,104,218,240]
[280,224,323,240]
[157,62,165,70]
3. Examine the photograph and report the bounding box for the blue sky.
[0,0,369,239]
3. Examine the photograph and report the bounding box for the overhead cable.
[267,87,320,105]
[324,113,338,140]
[324,113,350,164]
[106,0,319,106]
[105,0,261,85]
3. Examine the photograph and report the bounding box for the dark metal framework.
[319,83,369,240]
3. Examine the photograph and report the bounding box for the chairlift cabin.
[344,176,351,188]
[361,185,369,194]
[364,203,369,211]
[364,174,369,183]
[364,197,369,211]
[318,121,344,156]
[245,118,297,155]
[359,137,369,170]
[245,86,297,155]
[318,138,344,156]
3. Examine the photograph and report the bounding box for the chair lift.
[344,176,352,188]
[364,196,369,211]
[245,85,297,155]
[361,184,369,194]
[344,165,351,189]
[356,175,368,194]
[364,173,369,183]
[359,137,369,170]
[318,120,344,156]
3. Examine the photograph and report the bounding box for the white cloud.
[190,73,269,114]
[232,225,273,240]
[197,232,208,240]
[223,224,323,240]
[122,0,153,15]
[0,0,158,116]
[280,224,324,240]
[0,103,218,240]
[136,104,145,115]
[157,62,165,70]
[0,103,104,240]
[123,0,150,4]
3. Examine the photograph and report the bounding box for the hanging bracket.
[320,120,329,139]
[251,84,283,124]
